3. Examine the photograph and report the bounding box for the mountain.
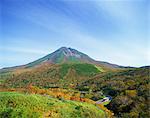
[22,47,122,70]
[0,47,127,89]
[1,47,123,72]
[0,47,125,89]
[0,47,123,73]
[25,47,95,67]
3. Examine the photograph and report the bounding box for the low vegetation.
[0,92,106,118]
[0,63,101,88]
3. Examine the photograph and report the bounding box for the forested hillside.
[77,66,150,117]
[0,63,101,88]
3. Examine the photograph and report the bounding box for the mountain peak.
[58,47,76,52]
[58,47,68,50]
[56,47,81,58]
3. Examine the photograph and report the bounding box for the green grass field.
[0,92,106,118]
[60,63,100,78]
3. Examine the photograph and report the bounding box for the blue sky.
[0,0,149,68]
